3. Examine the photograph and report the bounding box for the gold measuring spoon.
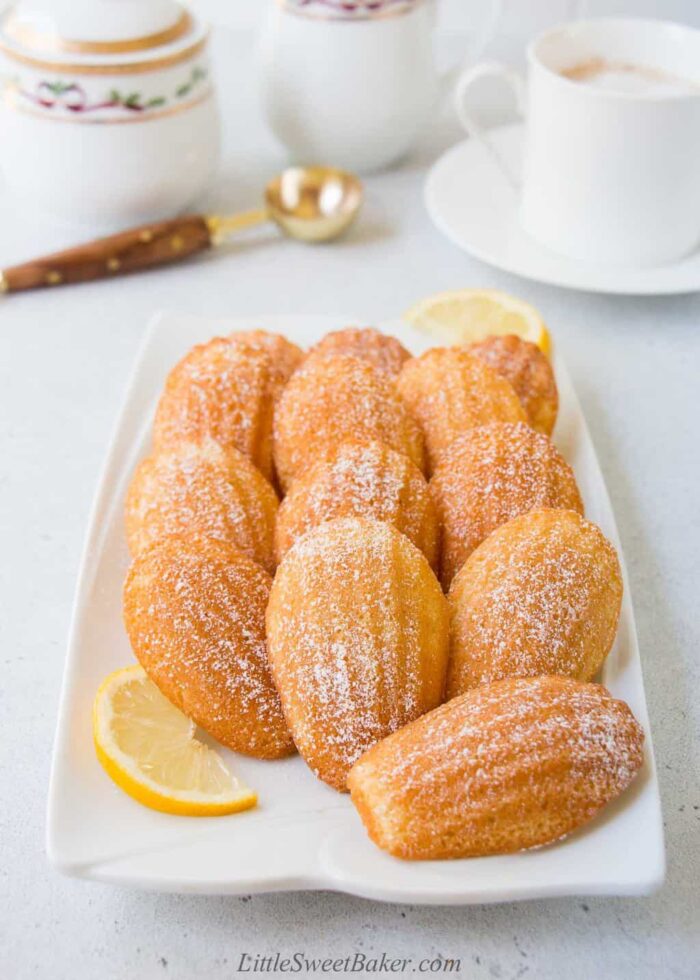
[0,166,363,294]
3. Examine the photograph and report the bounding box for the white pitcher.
[259,0,502,174]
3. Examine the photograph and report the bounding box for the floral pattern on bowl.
[3,61,210,123]
[8,65,208,120]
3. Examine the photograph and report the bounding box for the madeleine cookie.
[396,347,526,474]
[467,333,558,435]
[123,535,294,759]
[274,441,438,569]
[309,327,411,378]
[125,440,279,573]
[348,675,644,860]
[227,329,304,391]
[431,422,583,589]
[153,333,299,483]
[447,509,622,697]
[266,518,449,790]
[273,353,424,491]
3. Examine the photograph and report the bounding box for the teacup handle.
[454,61,526,190]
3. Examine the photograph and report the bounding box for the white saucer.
[425,124,700,295]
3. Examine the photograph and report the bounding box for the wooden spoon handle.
[0,215,212,293]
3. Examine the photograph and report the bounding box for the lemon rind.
[404,289,550,355]
[93,665,258,817]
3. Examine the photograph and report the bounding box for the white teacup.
[456,19,700,267]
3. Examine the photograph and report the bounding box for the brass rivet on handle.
[0,271,7,293]
[106,258,121,272]
[170,235,184,252]
[139,229,153,243]
[46,270,63,285]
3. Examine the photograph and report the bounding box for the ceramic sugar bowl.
[0,0,220,227]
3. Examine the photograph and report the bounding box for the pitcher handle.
[453,61,526,190]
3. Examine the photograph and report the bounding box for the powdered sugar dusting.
[273,353,425,490]
[396,347,527,473]
[124,535,294,759]
[128,325,639,844]
[227,329,304,393]
[431,422,583,588]
[152,334,299,482]
[447,509,622,695]
[275,440,438,568]
[468,334,558,435]
[266,518,449,789]
[125,440,278,572]
[309,326,412,378]
[348,675,644,859]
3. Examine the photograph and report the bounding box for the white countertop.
[1,25,699,980]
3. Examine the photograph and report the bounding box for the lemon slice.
[93,665,257,817]
[404,289,550,354]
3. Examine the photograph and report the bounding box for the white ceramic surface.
[1,89,220,229]
[5,0,184,43]
[0,1,220,227]
[46,311,664,902]
[259,0,501,174]
[455,19,700,268]
[425,124,700,294]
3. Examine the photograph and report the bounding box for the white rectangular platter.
[47,312,665,904]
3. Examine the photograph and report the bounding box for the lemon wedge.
[404,289,550,355]
[93,665,257,817]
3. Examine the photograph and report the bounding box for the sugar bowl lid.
[0,0,204,67]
